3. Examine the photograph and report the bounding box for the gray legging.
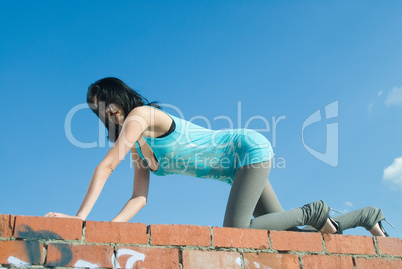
[223,161,385,232]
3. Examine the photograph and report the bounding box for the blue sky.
[1,1,401,238]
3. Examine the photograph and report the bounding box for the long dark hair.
[87,77,159,142]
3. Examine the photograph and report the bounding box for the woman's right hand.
[44,212,83,220]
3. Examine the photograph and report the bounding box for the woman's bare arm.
[46,107,151,220]
[111,149,150,222]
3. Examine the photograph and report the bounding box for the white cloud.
[336,201,354,214]
[378,90,384,96]
[385,87,402,106]
[383,157,402,189]
[343,201,353,208]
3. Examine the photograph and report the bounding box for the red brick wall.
[1,214,401,268]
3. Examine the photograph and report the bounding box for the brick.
[243,253,299,269]
[270,230,323,252]
[14,215,82,240]
[0,214,14,238]
[115,246,179,269]
[324,234,375,255]
[0,240,44,265]
[377,237,402,256]
[302,255,354,269]
[182,250,241,269]
[150,224,210,246]
[213,227,268,249]
[354,257,402,269]
[47,243,113,268]
[85,221,148,244]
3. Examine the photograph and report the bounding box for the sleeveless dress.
[135,111,273,185]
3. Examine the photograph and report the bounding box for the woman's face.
[105,103,125,125]
[91,96,125,126]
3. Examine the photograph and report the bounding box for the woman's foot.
[369,222,386,237]
[320,218,338,234]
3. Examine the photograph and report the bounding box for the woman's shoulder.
[127,105,171,124]
[127,105,161,117]
[128,105,152,116]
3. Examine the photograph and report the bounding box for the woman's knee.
[223,218,251,229]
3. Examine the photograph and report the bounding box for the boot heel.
[378,219,394,237]
[329,218,343,234]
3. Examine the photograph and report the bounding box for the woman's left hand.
[44,212,82,220]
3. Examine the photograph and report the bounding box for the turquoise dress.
[135,111,273,185]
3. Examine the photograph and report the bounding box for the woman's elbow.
[134,196,147,208]
[95,162,115,177]
[141,198,147,208]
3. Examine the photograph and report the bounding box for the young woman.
[46,77,389,236]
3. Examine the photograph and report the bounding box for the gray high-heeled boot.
[331,207,388,234]
[301,206,389,236]
[301,200,330,231]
